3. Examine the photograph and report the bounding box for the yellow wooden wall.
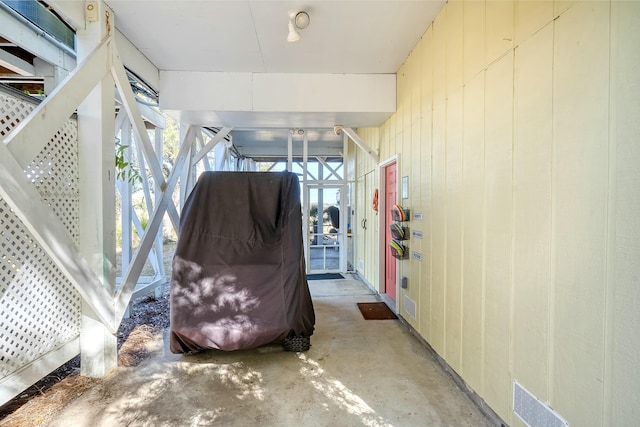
[353,1,640,425]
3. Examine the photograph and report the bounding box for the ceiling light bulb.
[295,11,310,29]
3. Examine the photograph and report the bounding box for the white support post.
[119,119,133,274]
[131,130,161,278]
[154,126,165,286]
[179,125,192,208]
[287,132,293,172]
[76,2,117,377]
[302,132,309,266]
[202,143,212,172]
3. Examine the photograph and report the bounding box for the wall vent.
[403,294,416,319]
[513,381,569,427]
[357,259,364,273]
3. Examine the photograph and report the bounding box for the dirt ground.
[0,242,177,427]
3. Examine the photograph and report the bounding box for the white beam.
[238,145,342,158]
[160,72,396,116]
[0,49,35,76]
[334,126,379,163]
[3,37,111,166]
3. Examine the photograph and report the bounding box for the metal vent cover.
[404,294,416,319]
[513,381,569,427]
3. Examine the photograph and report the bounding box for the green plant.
[115,142,142,184]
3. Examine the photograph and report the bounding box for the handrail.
[0,0,76,55]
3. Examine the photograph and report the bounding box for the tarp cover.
[170,171,315,353]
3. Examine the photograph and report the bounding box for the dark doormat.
[307,273,344,280]
[357,302,398,320]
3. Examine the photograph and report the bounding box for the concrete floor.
[49,276,493,427]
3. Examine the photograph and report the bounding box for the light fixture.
[287,10,310,43]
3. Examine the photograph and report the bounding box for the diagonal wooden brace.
[334,126,379,163]
[114,125,197,320]
[111,45,181,233]
[3,36,112,164]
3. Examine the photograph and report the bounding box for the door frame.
[378,154,399,305]
[304,182,347,274]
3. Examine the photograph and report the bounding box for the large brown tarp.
[169,171,315,353]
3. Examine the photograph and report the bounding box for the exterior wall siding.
[353,1,640,425]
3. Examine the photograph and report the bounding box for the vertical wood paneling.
[483,51,513,418]
[421,27,434,115]
[433,9,447,104]
[514,1,554,46]
[405,121,422,325]
[418,28,434,338]
[512,23,553,403]
[410,41,422,127]
[398,58,411,135]
[445,89,463,371]
[463,0,485,85]
[486,1,514,66]
[430,100,447,355]
[461,71,485,394]
[353,2,640,425]
[552,3,609,425]
[610,3,640,424]
[554,0,576,17]
[446,0,464,94]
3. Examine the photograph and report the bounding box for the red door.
[385,163,397,301]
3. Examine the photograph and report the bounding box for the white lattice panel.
[0,92,34,137]
[0,200,81,378]
[0,89,81,380]
[24,121,80,242]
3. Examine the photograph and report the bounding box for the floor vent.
[403,294,416,319]
[513,381,569,427]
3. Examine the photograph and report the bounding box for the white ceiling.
[107,1,444,74]
[104,0,445,157]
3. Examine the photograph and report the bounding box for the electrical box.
[86,2,99,22]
